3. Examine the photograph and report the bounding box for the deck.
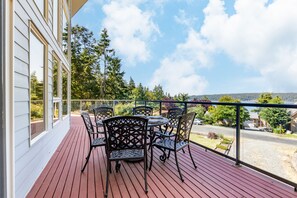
[27,116,297,198]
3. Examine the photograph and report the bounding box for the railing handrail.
[136,99,297,109]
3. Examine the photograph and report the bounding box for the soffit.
[72,0,88,17]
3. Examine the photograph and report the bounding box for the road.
[191,124,297,146]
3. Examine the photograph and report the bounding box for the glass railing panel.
[240,106,297,184]
[114,100,134,116]
[189,104,236,158]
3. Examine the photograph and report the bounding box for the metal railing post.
[184,102,188,114]
[159,101,162,115]
[235,105,240,165]
[134,100,136,107]
[144,101,147,106]
[80,100,82,112]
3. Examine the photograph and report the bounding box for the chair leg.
[109,160,112,173]
[174,151,184,182]
[167,150,171,159]
[188,144,197,169]
[105,159,110,198]
[81,146,92,172]
[144,156,148,193]
[149,144,154,171]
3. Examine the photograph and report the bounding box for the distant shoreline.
[190,92,297,103]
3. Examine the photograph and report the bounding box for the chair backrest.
[93,106,114,122]
[132,106,153,116]
[175,112,196,143]
[103,116,148,152]
[167,107,184,128]
[81,112,95,140]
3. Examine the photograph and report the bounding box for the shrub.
[114,102,134,116]
[273,126,286,134]
[207,132,218,139]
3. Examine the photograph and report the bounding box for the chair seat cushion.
[110,149,144,160]
[153,139,188,151]
[92,137,105,146]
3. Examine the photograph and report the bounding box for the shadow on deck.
[27,116,297,197]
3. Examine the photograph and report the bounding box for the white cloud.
[150,29,212,95]
[152,0,297,95]
[174,9,198,28]
[102,1,160,64]
[200,0,297,92]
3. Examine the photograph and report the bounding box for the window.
[62,4,69,58]
[30,23,47,140]
[52,0,59,39]
[52,55,60,124]
[62,66,69,117]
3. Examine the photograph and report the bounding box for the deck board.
[27,116,297,198]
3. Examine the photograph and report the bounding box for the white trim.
[5,0,14,197]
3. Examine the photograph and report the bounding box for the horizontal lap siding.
[14,0,71,197]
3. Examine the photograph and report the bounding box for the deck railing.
[71,99,297,191]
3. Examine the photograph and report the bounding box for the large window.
[30,24,47,140]
[52,55,60,124]
[62,66,69,117]
[62,3,69,58]
[52,0,59,39]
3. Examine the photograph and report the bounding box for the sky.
[72,0,297,96]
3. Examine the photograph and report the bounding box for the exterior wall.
[13,0,70,196]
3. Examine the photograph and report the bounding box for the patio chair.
[154,107,184,138]
[103,116,149,197]
[149,112,197,182]
[81,112,105,172]
[132,106,153,116]
[93,106,114,133]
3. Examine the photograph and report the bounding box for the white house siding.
[13,0,71,197]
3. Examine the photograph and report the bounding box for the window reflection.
[30,31,45,139]
[62,7,69,57]
[62,67,68,117]
[53,57,60,123]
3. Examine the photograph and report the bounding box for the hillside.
[190,93,297,103]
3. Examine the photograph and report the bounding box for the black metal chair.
[149,112,197,182]
[132,106,153,116]
[154,107,184,138]
[103,116,149,197]
[93,106,114,134]
[81,112,105,172]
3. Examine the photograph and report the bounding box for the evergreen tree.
[97,28,115,98]
[105,57,127,99]
[70,25,100,99]
[152,85,165,100]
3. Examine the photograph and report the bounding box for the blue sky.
[72,0,297,95]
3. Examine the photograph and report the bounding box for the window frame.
[29,21,48,144]
[62,65,69,118]
[52,0,60,41]
[62,1,70,60]
[52,53,61,126]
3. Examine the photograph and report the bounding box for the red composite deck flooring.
[27,116,297,198]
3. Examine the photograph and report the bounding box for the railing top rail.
[136,100,297,109]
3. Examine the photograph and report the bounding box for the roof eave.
[71,0,88,18]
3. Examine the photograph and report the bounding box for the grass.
[276,133,297,139]
[190,133,221,149]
